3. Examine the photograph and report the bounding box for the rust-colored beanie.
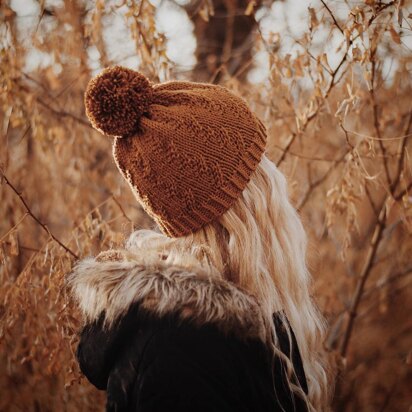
[85,66,267,237]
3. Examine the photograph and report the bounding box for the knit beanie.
[85,66,267,237]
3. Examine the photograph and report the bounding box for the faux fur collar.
[68,248,268,342]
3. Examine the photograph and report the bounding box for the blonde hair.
[127,155,330,410]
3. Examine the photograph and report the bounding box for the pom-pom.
[85,66,153,137]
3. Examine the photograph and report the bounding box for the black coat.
[70,250,309,412]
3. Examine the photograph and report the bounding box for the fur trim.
[68,248,268,341]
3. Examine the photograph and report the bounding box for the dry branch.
[320,0,344,34]
[276,41,350,167]
[1,170,79,259]
[16,81,93,129]
[339,200,388,358]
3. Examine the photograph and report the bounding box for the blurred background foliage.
[1,0,412,410]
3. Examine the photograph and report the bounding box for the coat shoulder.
[68,247,269,342]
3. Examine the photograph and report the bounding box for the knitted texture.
[85,66,267,237]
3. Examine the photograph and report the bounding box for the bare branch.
[1,170,79,259]
[3,241,43,254]
[320,0,344,34]
[394,180,412,201]
[297,149,349,210]
[365,267,412,296]
[370,62,392,189]
[276,44,350,167]
[111,194,134,225]
[340,198,388,357]
[16,82,93,129]
[390,109,412,193]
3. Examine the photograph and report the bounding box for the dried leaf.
[389,26,401,44]
[244,0,256,16]
[352,46,362,62]
[9,231,19,256]
[284,67,292,78]
[320,53,332,72]
[199,6,210,22]
[308,7,319,29]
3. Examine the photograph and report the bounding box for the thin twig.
[271,145,339,162]
[276,44,350,167]
[0,213,29,243]
[320,0,344,34]
[111,194,134,224]
[16,82,92,129]
[365,183,378,216]
[390,109,412,193]
[1,170,78,259]
[3,241,44,254]
[297,150,349,210]
[370,62,392,189]
[340,198,388,357]
[365,268,412,296]
[340,122,355,150]
[35,96,92,129]
[368,1,396,26]
[394,180,412,201]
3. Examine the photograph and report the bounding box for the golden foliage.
[1,0,411,410]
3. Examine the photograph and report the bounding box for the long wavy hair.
[126,154,330,410]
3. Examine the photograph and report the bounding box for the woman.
[69,66,329,411]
